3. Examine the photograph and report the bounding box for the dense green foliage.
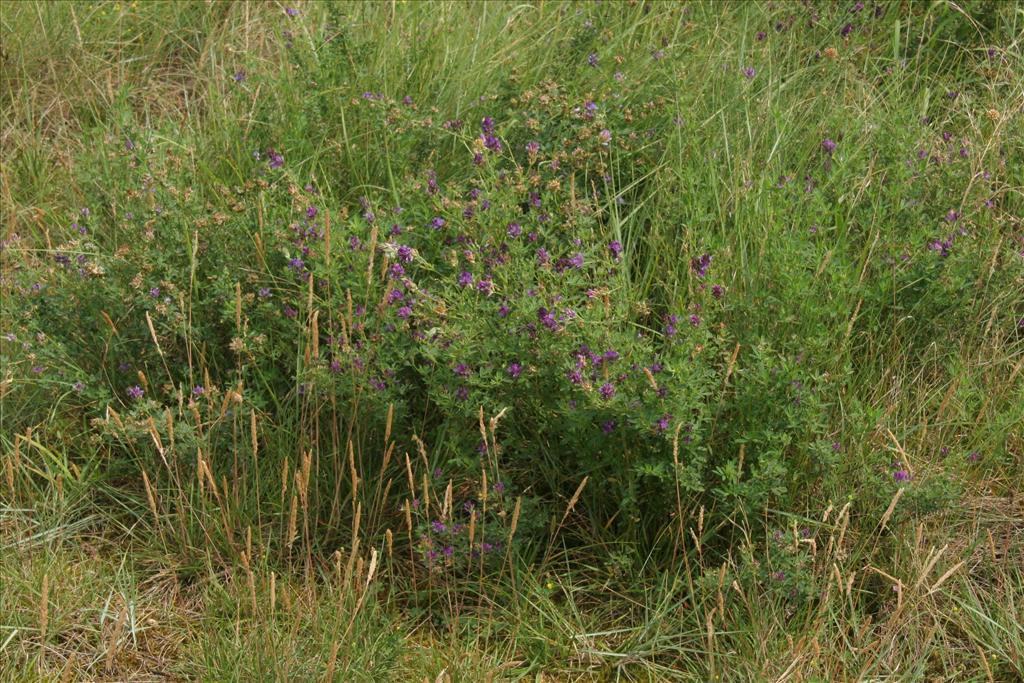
[1,1,1022,680]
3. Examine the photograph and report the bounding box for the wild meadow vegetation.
[1,0,1022,680]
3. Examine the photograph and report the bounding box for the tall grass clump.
[2,1,1022,680]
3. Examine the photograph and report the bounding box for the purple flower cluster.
[481,117,502,153]
[691,253,712,278]
[267,148,284,169]
[609,240,623,261]
[928,237,953,257]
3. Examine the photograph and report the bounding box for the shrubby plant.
[2,1,1023,679]
[1,0,1020,560]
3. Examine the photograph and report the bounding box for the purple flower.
[387,289,404,304]
[602,420,616,435]
[389,263,405,279]
[598,129,612,145]
[126,385,144,400]
[192,385,205,397]
[893,469,911,483]
[689,314,701,327]
[525,141,540,155]
[538,307,558,331]
[609,240,623,261]
[967,451,981,463]
[258,287,272,299]
[430,216,446,230]
[822,138,837,154]
[944,210,960,223]
[454,363,471,377]
[396,244,413,263]
[599,382,615,400]
[691,253,712,278]
[457,271,473,287]
[536,248,550,266]
[711,284,725,299]
[742,66,756,78]
[929,238,953,257]
[482,130,502,152]
[665,314,678,337]
[476,278,494,294]
[587,52,599,67]
[267,149,284,169]
[234,70,246,82]
[840,23,854,37]
[285,7,298,17]
[397,305,412,319]
[655,414,671,432]
[306,206,318,219]
[507,222,522,238]
[149,287,160,298]
[507,362,522,379]
[431,520,447,534]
